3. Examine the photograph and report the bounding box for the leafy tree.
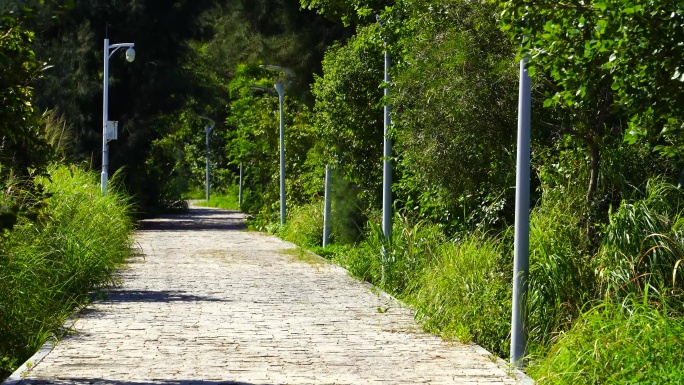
[499,0,684,186]
[196,0,353,103]
[0,7,49,175]
[311,24,384,208]
[390,0,519,229]
[300,0,389,26]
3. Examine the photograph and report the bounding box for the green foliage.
[312,24,384,208]
[529,297,684,384]
[194,185,242,211]
[527,188,594,352]
[0,164,133,378]
[499,0,684,164]
[0,6,50,176]
[392,0,518,229]
[299,0,388,26]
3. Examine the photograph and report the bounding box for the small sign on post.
[106,121,118,141]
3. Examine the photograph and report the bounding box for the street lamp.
[377,15,393,282]
[101,38,135,195]
[198,116,216,201]
[259,65,294,226]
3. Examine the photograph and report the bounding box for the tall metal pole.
[239,161,244,208]
[511,55,531,368]
[205,126,211,201]
[382,42,392,243]
[275,82,286,225]
[323,165,332,248]
[101,39,110,195]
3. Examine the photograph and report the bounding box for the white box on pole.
[106,121,118,140]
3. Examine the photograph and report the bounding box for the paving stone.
[14,205,525,385]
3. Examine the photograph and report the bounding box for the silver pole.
[239,161,244,208]
[382,42,392,242]
[205,126,210,201]
[101,39,109,195]
[323,165,332,247]
[380,40,392,283]
[511,56,531,368]
[276,82,286,225]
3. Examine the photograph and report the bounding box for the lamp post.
[377,15,393,282]
[198,116,216,201]
[102,39,135,195]
[259,65,294,226]
[511,54,532,368]
[323,164,332,248]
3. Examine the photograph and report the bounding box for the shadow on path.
[102,290,231,304]
[137,206,246,232]
[22,379,268,385]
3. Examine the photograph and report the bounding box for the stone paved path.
[10,205,524,385]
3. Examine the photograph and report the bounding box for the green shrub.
[0,165,133,378]
[408,233,512,357]
[278,201,324,248]
[529,296,684,384]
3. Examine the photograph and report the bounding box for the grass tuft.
[0,164,133,379]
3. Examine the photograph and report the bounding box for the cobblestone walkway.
[10,205,524,385]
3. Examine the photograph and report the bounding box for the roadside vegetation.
[0,165,133,378]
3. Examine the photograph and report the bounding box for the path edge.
[297,246,536,384]
[2,338,56,385]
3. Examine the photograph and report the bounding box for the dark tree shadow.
[137,207,247,232]
[20,378,271,385]
[101,290,231,303]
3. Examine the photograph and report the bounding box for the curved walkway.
[8,205,525,385]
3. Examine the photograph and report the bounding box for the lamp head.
[125,47,136,62]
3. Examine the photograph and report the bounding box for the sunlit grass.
[192,185,243,211]
[0,165,133,378]
[529,295,684,384]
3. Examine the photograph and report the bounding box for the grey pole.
[275,82,286,226]
[101,39,110,195]
[198,116,215,202]
[323,165,332,248]
[511,55,531,368]
[239,161,244,208]
[257,65,294,226]
[381,28,392,244]
[101,39,135,195]
[205,126,211,201]
[378,19,393,283]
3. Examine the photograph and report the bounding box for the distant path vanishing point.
[7,204,527,385]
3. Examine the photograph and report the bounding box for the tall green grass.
[527,194,594,352]
[529,295,684,384]
[0,165,133,378]
[596,179,684,301]
[409,232,512,356]
[278,201,324,248]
